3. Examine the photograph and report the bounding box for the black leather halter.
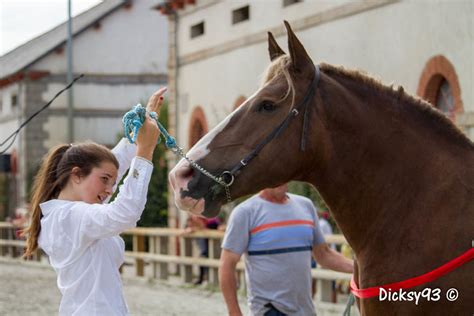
[219,65,321,187]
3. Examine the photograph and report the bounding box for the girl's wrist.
[136,146,154,161]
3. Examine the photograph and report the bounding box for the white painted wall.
[43,116,124,148]
[178,0,350,56]
[0,82,23,154]
[0,83,21,116]
[41,82,163,110]
[40,81,164,148]
[0,119,21,145]
[33,0,168,75]
[177,42,268,147]
[293,0,473,108]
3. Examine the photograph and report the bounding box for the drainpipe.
[172,10,179,151]
[171,8,181,248]
[67,0,74,143]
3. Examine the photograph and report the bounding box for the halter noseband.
[217,65,321,192]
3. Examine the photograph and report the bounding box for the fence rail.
[0,222,356,316]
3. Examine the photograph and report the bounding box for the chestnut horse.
[169,22,473,314]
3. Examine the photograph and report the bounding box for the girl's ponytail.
[22,144,70,257]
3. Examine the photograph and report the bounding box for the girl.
[22,87,166,315]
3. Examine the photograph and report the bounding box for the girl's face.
[74,161,118,204]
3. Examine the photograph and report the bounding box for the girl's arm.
[71,88,166,243]
[70,155,154,243]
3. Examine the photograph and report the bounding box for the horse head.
[169,21,324,217]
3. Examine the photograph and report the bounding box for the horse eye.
[259,101,276,112]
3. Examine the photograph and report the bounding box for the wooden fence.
[0,222,356,316]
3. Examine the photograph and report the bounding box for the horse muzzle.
[171,160,228,216]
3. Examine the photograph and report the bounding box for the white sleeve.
[69,157,153,247]
[105,138,137,204]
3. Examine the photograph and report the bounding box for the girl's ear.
[70,166,82,184]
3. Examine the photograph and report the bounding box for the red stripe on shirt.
[250,220,314,234]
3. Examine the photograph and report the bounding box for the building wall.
[177,0,351,56]
[0,0,168,213]
[174,0,473,147]
[0,82,23,158]
[33,0,168,75]
[40,78,164,146]
[28,0,168,148]
[0,82,26,210]
[169,0,474,228]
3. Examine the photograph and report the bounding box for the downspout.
[16,79,24,217]
[67,0,74,143]
[171,8,181,249]
[173,10,179,151]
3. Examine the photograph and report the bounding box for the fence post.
[133,234,145,276]
[316,277,333,303]
[180,236,193,283]
[208,238,221,286]
[150,236,169,280]
[0,227,5,256]
[8,227,15,257]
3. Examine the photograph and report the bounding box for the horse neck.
[306,73,472,264]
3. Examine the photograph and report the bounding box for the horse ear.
[284,20,314,73]
[268,32,286,61]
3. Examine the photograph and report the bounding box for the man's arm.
[313,243,354,274]
[219,249,243,316]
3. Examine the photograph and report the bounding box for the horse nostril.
[177,165,194,180]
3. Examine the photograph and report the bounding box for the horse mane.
[320,63,474,149]
[260,57,473,149]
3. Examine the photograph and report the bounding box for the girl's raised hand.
[136,87,167,161]
[146,87,167,115]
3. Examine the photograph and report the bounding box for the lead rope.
[342,293,355,316]
[122,104,232,202]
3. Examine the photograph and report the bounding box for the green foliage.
[288,181,327,210]
[288,181,340,233]
[114,100,170,228]
[0,174,9,220]
[138,101,169,228]
[138,144,168,227]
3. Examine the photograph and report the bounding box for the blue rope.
[122,104,177,149]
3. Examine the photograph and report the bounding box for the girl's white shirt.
[38,138,153,316]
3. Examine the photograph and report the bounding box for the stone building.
[0,0,168,216]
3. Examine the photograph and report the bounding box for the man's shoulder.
[234,194,262,210]
[288,193,313,205]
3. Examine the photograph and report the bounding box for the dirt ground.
[0,260,249,316]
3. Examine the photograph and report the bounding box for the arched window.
[417,55,463,120]
[188,106,208,148]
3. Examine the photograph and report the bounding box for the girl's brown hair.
[22,142,119,257]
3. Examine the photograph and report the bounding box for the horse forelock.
[261,55,297,109]
[320,63,474,149]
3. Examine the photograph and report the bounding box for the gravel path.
[0,260,248,316]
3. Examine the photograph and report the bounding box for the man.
[219,184,353,316]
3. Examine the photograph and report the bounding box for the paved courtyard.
[0,260,248,316]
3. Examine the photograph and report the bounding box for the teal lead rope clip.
[122,104,176,149]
